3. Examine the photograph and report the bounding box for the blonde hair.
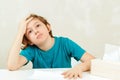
[21,14,53,49]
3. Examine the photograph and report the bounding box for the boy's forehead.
[27,18,42,28]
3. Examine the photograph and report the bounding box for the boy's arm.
[62,52,95,79]
[7,30,27,71]
[79,52,95,71]
[7,18,32,71]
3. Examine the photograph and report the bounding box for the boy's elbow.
[7,63,19,71]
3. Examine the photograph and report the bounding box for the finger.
[61,71,68,75]
[68,73,74,79]
[64,72,71,78]
[25,17,33,24]
[78,72,82,78]
[74,73,78,79]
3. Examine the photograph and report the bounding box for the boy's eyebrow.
[33,22,39,26]
[30,22,39,28]
[26,21,39,30]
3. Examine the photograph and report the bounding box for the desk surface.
[0,68,111,80]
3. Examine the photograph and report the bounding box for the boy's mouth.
[36,34,42,39]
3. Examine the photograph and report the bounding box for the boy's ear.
[46,24,51,32]
[22,36,28,45]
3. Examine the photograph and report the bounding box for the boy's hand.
[18,17,33,35]
[62,65,83,80]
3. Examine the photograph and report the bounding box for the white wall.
[0,0,120,69]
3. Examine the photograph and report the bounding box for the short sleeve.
[20,46,34,62]
[65,38,86,61]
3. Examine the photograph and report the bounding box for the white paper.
[28,70,65,80]
[103,44,120,62]
[28,69,111,80]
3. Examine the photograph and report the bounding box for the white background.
[0,0,120,69]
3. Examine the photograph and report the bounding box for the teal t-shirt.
[20,37,86,68]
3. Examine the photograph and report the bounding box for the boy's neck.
[37,36,54,51]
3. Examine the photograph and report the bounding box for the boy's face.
[25,18,51,45]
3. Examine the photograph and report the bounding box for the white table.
[0,68,111,80]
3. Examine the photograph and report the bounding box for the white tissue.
[103,44,120,62]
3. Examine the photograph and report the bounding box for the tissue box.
[103,44,120,62]
[91,59,120,80]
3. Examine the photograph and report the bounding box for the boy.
[8,14,95,79]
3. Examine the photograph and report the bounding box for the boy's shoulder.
[54,36,73,45]
[22,45,37,51]
[54,36,70,40]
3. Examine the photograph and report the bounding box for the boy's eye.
[29,31,31,33]
[28,30,32,34]
[36,24,40,27]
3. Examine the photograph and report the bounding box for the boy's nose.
[34,30,39,34]
[35,31,38,35]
